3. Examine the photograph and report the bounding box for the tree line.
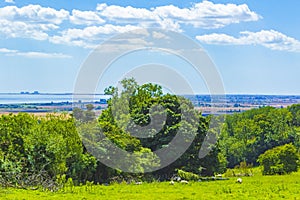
[0,79,299,188]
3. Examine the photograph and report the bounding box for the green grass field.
[1,170,300,200]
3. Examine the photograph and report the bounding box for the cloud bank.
[196,30,300,53]
[0,1,261,48]
[1,1,299,53]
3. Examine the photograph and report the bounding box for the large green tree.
[92,78,223,179]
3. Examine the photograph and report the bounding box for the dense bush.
[0,113,96,188]
[219,106,300,168]
[258,143,299,175]
[176,169,199,181]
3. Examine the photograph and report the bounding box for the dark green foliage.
[94,78,213,179]
[288,104,300,126]
[0,113,96,188]
[258,143,299,175]
[220,106,298,168]
[104,86,116,95]
[2,80,300,188]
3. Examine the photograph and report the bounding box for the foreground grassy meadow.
[1,170,299,200]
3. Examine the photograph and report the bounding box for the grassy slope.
[1,171,300,200]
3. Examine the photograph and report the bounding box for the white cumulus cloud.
[97,3,157,21]
[14,51,71,58]
[0,2,263,48]
[0,47,71,58]
[70,10,105,25]
[4,0,14,4]
[196,30,300,53]
[0,5,68,40]
[49,24,140,48]
[47,1,260,48]
[0,4,69,24]
[96,1,260,29]
[0,19,55,40]
[0,48,18,53]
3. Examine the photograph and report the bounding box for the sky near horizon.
[0,0,300,94]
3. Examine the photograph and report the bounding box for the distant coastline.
[1,93,300,115]
[0,93,106,95]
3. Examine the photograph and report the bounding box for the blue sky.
[0,0,300,94]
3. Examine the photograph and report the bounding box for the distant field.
[1,170,299,200]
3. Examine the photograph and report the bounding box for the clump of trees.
[219,106,300,168]
[258,143,299,175]
[0,113,96,189]
[77,78,226,180]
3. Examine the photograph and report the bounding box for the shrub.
[258,143,299,175]
[177,169,199,181]
[223,161,253,177]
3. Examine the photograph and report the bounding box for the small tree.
[258,143,299,175]
[72,104,96,123]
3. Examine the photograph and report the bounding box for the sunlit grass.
[1,170,299,200]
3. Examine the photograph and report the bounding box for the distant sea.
[0,94,110,104]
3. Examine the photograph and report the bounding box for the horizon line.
[0,92,300,96]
